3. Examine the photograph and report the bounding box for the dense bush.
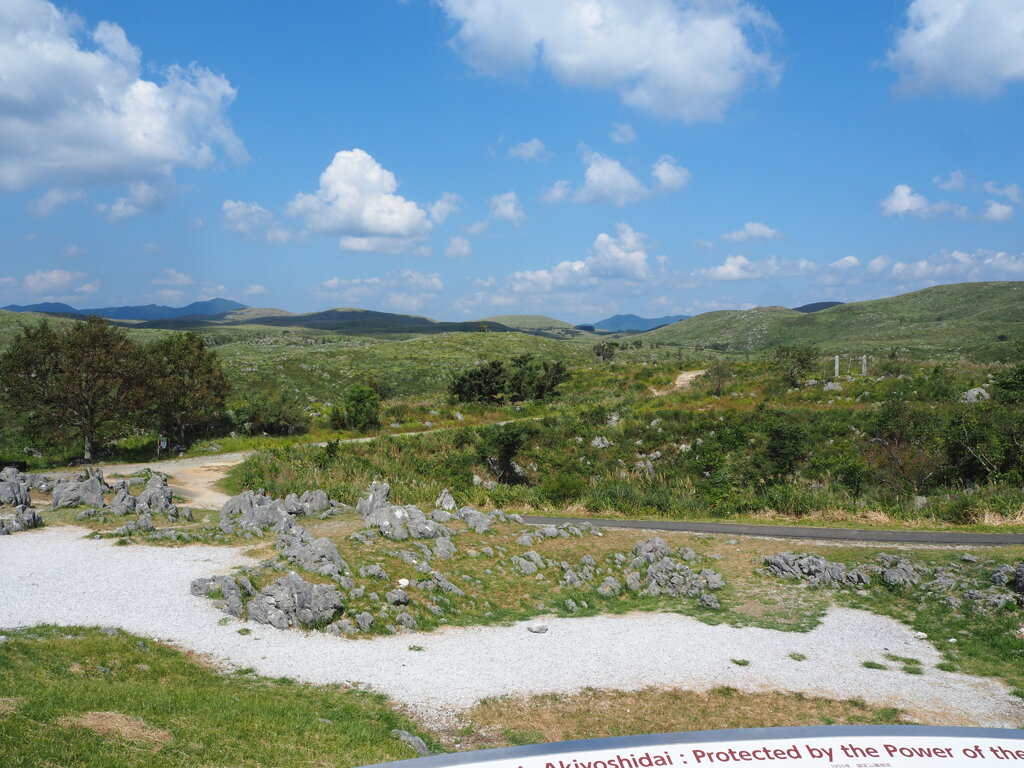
[232,392,309,436]
[449,354,570,404]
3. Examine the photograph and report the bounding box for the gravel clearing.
[2,526,1022,728]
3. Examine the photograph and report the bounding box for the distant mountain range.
[1,298,247,321]
[592,314,690,332]
[793,301,844,313]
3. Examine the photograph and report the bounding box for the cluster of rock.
[0,504,42,535]
[552,537,726,610]
[219,488,344,537]
[193,484,729,637]
[0,466,44,534]
[764,550,1023,612]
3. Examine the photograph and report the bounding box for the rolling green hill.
[480,314,574,330]
[641,282,1024,359]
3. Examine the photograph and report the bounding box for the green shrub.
[540,473,588,504]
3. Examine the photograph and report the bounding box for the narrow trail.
[650,369,705,396]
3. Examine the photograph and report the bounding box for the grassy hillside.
[642,282,1024,359]
[214,330,593,404]
[480,314,573,330]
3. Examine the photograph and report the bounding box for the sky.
[0,0,1022,324]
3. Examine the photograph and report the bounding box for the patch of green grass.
[885,653,924,675]
[0,626,436,767]
[237,628,251,636]
[862,661,887,670]
[730,658,750,666]
[788,652,807,661]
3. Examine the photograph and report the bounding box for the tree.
[593,341,619,363]
[770,345,818,386]
[707,359,734,397]
[342,383,381,432]
[0,317,150,461]
[448,356,570,404]
[476,422,536,484]
[147,332,229,447]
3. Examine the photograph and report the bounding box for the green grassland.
[0,626,434,768]
[641,282,1024,360]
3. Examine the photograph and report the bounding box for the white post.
[834,355,839,379]
[861,355,867,376]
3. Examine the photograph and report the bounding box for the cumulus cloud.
[696,254,814,281]
[20,268,99,297]
[430,192,462,223]
[438,0,780,122]
[489,191,525,224]
[466,220,490,235]
[243,284,267,296]
[152,268,194,287]
[97,181,168,221]
[720,222,782,242]
[880,184,968,219]
[541,180,571,204]
[286,149,433,252]
[933,170,966,191]
[445,236,472,259]
[154,289,185,304]
[868,255,892,273]
[29,188,84,217]
[886,0,1024,96]
[830,256,861,270]
[652,155,691,191]
[982,200,1013,221]
[0,0,244,197]
[549,151,690,206]
[508,138,548,160]
[983,181,1021,203]
[316,269,444,312]
[222,200,298,244]
[610,123,636,143]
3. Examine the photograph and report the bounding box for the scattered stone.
[0,505,43,535]
[246,573,343,629]
[699,593,721,610]
[526,623,548,634]
[590,436,612,449]
[391,729,430,757]
[434,489,456,511]
[597,577,621,597]
[959,387,990,403]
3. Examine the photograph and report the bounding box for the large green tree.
[0,317,150,461]
[147,332,230,447]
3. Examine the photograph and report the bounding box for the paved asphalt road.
[521,515,1024,546]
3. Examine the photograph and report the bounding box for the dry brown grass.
[0,697,24,715]
[58,711,173,746]
[458,687,909,749]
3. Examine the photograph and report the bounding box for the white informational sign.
[362,727,1024,768]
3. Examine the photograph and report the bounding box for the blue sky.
[1,0,1022,323]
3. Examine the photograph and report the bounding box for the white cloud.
[868,255,892,273]
[316,269,443,312]
[152,268,194,287]
[610,123,636,143]
[508,138,548,160]
[507,223,654,293]
[0,0,244,193]
[830,256,861,270]
[466,220,490,235]
[489,191,525,224]
[983,181,1021,203]
[430,192,462,223]
[75,280,99,295]
[652,155,691,191]
[933,170,966,191]
[243,284,267,296]
[29,188,85,217]
[880,184,967,219]
[96,181,168,221]
[438,0,780,122]
[886,0,1024,96]
[445,236,472,259]
[23,268,84,294]
[222,200,297,244]
[982,200,1013,221]
[542,180,571,203]
[553,151,691,207]
[573,152,648,205]
[720,221,782,242]
[286,149,432,252]
[696,254,814,281]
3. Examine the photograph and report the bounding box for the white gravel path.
[2,526,1022,728]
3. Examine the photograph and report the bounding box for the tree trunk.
[84,434,93,462]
